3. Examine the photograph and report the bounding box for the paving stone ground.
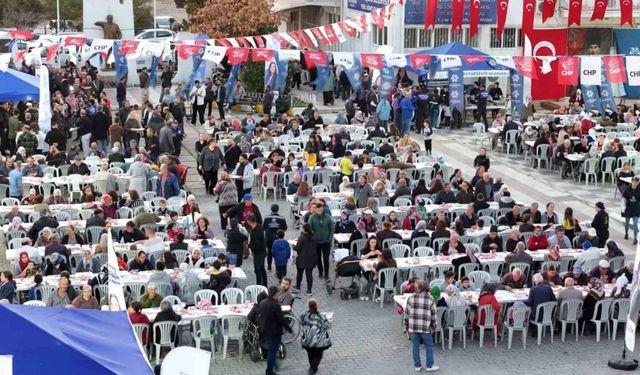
[110,86,640,375]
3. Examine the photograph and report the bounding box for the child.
[423,120,433,155]
[271,230,291,280]
[28,274,43,301]
[458,276,473,291]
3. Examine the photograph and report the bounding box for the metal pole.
[56,0,60,35]
[153,0,157,38]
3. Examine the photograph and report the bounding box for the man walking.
[308,203,334,281]
[253,286,292,375]
[190,80,206,125]
[214,78,226,120]
[591,201,609,247]
[405,279,439,372]
[263,204,288,272]
[247,214,267,287]
[198,139,224,195]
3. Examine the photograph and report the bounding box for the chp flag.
[627,56,640,86]
[580,56,602,86]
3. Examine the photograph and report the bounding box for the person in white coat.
[127,154,151,194]
[232,153,254,201]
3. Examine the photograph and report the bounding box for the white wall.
[82,0,135,39]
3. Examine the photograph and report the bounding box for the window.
[404,28,418,49]
[450,29,463,43]
[489,28,523,49]
[373,26,388,45]
[326,13,340,25]
[465,29,479,48]
[434,28,448,47]
[418,29,432,48]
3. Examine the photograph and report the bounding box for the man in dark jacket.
[527,274,556,331]
[116,77,127,108]
[225,195,263,226]
[263,86,274,115]
[591,201,609,247]
[263,204,287,272]
[623,178,640,244]
[481,226,503,253]
[474,172,494,201]
[434,183,456,204]
[247,215,267,287]
[92,106,111,153]
[27,211,59,243]
[199,139,224,195]
[44,122,67,151]
[214,78,226,119]
[254,286,292,375]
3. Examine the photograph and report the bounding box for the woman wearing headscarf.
[76,249,101,273]
[17,251,37,278]
[445,285,467,307]
[606,240,624,259]
[127,154,151,194]
[71,284,100,309]
[473,283,501,331]
[153,301,182,345]
[334,210,356,234]
[430,285,447,307]
[611,274,630,299]
[402,207,421,230]
[184,248,205,268]
[35,227,53,247]
[582,277,605,327]
[452,244,480,270]
[128,250,153,271]
[351,110,365,125]
[176,263,200,289]
[214,171,238,230]
[43,253,69,276]
[8,217,25,232]
[410,220,430,242]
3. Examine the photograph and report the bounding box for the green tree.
[0,0,46,28]
[133,0,153,34]
[41,0,83,29]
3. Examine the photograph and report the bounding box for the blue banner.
[148,56,159,88]
[347,0,388,12]
[185,48,205,98]
[378,61,396,98]
[405,0,497,25]
[510,70,523,116]
[112,41,128,80]
[599,64,617,113]
[314,64,330,94]
[614,28,640,98]
[582,85,604,115]
[225,64,241,98]
[346,57,363,94]
[448,66,464,114]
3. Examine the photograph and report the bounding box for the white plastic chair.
[559,299,583,342]
[382,238,403,249]
[23,300,45,306]
[435,306,447,350]
[532,301,557,345]
[447,305,470,349]
[413,247,434,257]
[473,123,490,148]
[611,298,631,341]
[220,288,244,305]
[483,260,505,282]
[582,158,599,186]
[221,315,245,359]
[244,285,268,304]
[503,306,530,349]
[194,290,219,306]
[394,198,412,207]
[132,323,149,356]
[311,184,329,194]
[8,238,23,250]
[39,285,57,303]
[372,268,399,308]
[468,270,491,291]
[472,304,498,348]
[431,238,448,255]
[178,281,200,305]
[533,144,551,169]
[389,244,410,258]
[261,172,280,201]
[192,316,218,355]
[125,282,146,301]
[431,264,453,280]
[411,237,431,250]
[162,295,182,306]
[408,265,431,281]
[457,263,479,280]
[153,321,178,365]
[582,297,613,342]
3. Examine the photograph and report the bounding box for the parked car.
[134,29,175,42]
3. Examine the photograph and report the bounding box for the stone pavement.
[108,86,639,374]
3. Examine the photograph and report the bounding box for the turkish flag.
[298,30,314,48]
[216,39,232,47]
[528,28,568,99]
[463,55,486,65]
[119,40,139,56]
[591,0,608,20]
[238,37,251,49]
[251,48,274,62]
[339,21,357,38]
[621,0,633,26]
[496,0,509,37]
[371,7,385,29]
[604,55,627,83]
[469,0,480,37]
[311,28,329,46]
[9,30,33,40]
[304,51,327,69]
[569,0,583,26]
[287,32,303,48]
[64,36,87,47]
[452,0,465,32]
[46,44,60,62]
[13,50,26,63]
[226,47,249,64]
[254,36,265,49]
[522,0,536,39]
[557,57,579,86]
[409,54,431,69]
[271,33,287,48]
[513,56,538,79]
[361,53,384,70]
[324,25,339,44]
[541,0,557,22]
[424,0,438,30]
[352,15,369,33]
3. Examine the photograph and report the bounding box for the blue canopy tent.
[0,305,153,375]
[0,69,39,102]
[413,42,509,79]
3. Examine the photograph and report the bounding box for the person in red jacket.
[527,227,549,251]
[473,282,502,332]
[128,301,150,345]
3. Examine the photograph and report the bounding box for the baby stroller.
[244,321,286,362]
[327,252,362,300]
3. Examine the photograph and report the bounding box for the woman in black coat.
[295,223,317,295]
[224,218,248,268]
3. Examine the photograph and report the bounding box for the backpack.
[300,312,332,349]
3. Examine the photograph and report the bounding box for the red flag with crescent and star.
[9,30,33,40]
[542,0,557,22]
[496,0,509,37]
[424,0,438,30]
[469,0,480,37]
[522,0,536,39]
[568,0,583,26]
[620,0,633,25]
[339,21,357,38]
[591,0,608,21]
[452,0,465,32]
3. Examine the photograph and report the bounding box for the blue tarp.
[416,42,498,72]
[0,304,153,375]
[0,69,39,102]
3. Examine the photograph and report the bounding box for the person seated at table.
[0,271,15,303]
[6,216,26,233]
[611,275,631,299]
[444,285,466,307]
[100,195,117,220]
[616,261,634,282]
[541,265,562,286]
[16,251,37,278]
[85,209,106,229]
[572,137,589,154]
[208,260,232,295]
[410,220,430,242]
[554,139,574,179]
[76,249,101,273]
[526,226,548,251]
[21,157,43,178]
[127,301,150,344]
[441,233,466,255]
[481,226,503,253]
[473,147,490,172]
[472,283,502,331]
[43,252,70,276]
[503,229,522,253]
[162,250,180,269]
[426,172,444,196]
[120,221,145,244]
[376,221,402,244]
[190,216,214,240]
[129,250,153,271]
[410,179,429,201]
[541,202,558,225]
[372,180,388,199]
[522,202,542,224]
[500,268,528,291]
[71,284,100,310]
[361,237,382,260]
[168,232,188,252]
[334,210,356,234]
[473,194,490,215]
[581,277,605,330]
[548,227,571,249]
[454,181,473,204]
[154,198,171,217]
[451,242,480,269]
[120,190,144,209]
[518,214,535,234]
[431,220,450,241]
[149,261,173,288]
[182,195,200,217]
[357,209,377,233]
[165,222,182,243]
[498,191,515,209]
[44,188,67,205]
[140,283,163,308]
[68,155,91,176]
[505,242,533,266]
[434,183,455,205]
[180,247,203,269]
[503,205,522,227]
[46,277,72,307]
[19,189,38,207]
[527,274,556,331]
[556,277,584,310]
[365,197,379,214]
[589,259,616,284]
[35,227,54,248]
[426,210,450,231]
[368,249,398,296]
[80,186,98,207]
[337,176,351,193]
[400,207,419,231]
